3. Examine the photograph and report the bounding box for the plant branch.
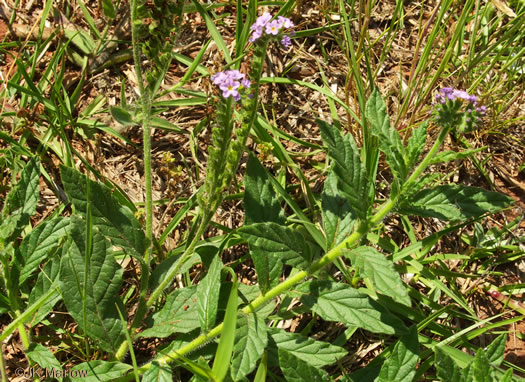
[114,119,453,379]
[115,0,154,362]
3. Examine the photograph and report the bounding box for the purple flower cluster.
[435,88,486,115]
[249,13,295,48]
[433,87,487,133]
[211,70,251,101]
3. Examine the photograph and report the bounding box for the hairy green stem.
[1,256,31,351]
[14,311,30,349]
[147,38,270,310]
[130,0,153,266]
[114,210,381,377]
[407,126,449,184]
[116,0,153,360]
[116,37,270,365]
[0,348,7,382]
[114,211,212,361]
[113,221,369,381]
[114,122,452,380]
[370,125,449,227]
[146,212,212,308]
[14,310,42,382]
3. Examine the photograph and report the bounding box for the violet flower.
[221,79,240,100]
[266,20,282,36]
[249,13,272,42]
[476,105,487,116]
[281,35,292,48]
[249,12,295,47]
[278,16,295,29]
[212,69,251,101]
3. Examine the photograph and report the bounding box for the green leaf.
[253,353,267,382]
[140,286,201,338]
[185,356,215,381]
[401,173,441,199]
[109,106,136,126]
[0,298,8,314]
[19,217,69,285]
[434,347,462,382]
[1,157,40,243]
[244,153,284,225]
[26,344,62,378]
[239,223,311,266]
[367,89,407,182]
[462,362,474,382]
[485,333,507,366]
[59,216,126,353]
[1,157,40,218]
[317,119,368,219]
[346,246,410,307]
[298,280,408,335]
[278,349,332,382]
[398,185,514,221]
[322,170,357,249]
[405,122,427,170]
[376,326,419,382]
[237,284,276,318]
[150,252,201,293]
[154,338,215,379]
[239,223,310,291]
[212,269,238,382]
[230,312,268,381]
[28,259,61,327]
[101,0,116,19]
[347,362,382,382]
[469,349,492,382]
[499,369,514,382]
[64,28,96,55]
[68,361,133,381]
[143,361,173,382]
[429,147,485,165]
[150,116,188,134]
[197,255,222,332]
[268,328,347,368]
[0,217,17,245]
[60,166,147,258]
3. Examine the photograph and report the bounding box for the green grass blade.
[211,268,238,381]
[190,0,232,64]
[77,0,102,38]
[39,0,54,38]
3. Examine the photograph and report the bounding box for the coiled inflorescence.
[249,13,295,48]
[433,87,486,133]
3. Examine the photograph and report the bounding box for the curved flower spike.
[433,87,486,133]
[249,12,295,47]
